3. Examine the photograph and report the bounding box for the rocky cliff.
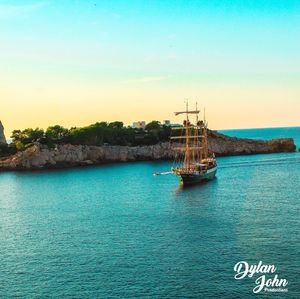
[207,130,295,156]
[0,121,7,145]
[0,131,295,170]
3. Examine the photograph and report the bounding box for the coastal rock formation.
[207,130,295,156]
[0,121,7,145]
[0,131,295,170]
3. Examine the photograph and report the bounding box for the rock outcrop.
[0,121,7,145]
[0,130,296,170]
[207,130,295,156]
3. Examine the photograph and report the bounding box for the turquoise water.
[0,127,299,298]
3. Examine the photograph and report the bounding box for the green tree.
[11,130,22,143]
[145,121,161,131]
[46,125,69,143]
[23,128,44,143]
[15,141,25,151]
[108,121,123,130]
[11,128,44,144]
[9,120,173,151]
[0,144,17,157]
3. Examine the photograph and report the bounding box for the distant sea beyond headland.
[220,126,300,148]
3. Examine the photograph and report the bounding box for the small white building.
[132,121,146,129]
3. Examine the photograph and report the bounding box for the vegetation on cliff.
[7,121,171,153]
[0,144,15,157]
[1,121,296,163]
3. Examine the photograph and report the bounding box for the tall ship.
[170,102,217,185]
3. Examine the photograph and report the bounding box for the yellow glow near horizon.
[1,1,300,138]
[1,79,299,138]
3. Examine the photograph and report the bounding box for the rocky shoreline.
[0,130,296,171]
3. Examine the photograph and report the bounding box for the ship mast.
[172,100,201,169]
[194,102,199,163]
[166,102,217,182]
[202,108,208,160]
[184,100,190,169]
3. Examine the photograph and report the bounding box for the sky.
[0,0,299,136]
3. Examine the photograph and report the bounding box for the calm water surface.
[0,128,299,298]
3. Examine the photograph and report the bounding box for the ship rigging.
[155,101,217,185]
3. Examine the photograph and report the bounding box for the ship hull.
[179,167,217,185]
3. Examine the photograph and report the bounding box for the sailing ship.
[170,101,217,185]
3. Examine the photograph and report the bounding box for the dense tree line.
[5,121,172,153]
[0,143,16,157]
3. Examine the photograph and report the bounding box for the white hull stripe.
[206,166,218,174]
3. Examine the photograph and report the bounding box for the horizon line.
[3,123,300,139]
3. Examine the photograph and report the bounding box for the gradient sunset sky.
[1,0,299,136]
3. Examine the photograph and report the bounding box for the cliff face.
[207,130,295,156]
[0,121,7,145]
[0,131,295,170]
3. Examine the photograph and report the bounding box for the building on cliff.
[132,121,146,129]
[0,121,7,144]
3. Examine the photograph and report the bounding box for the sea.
[0,127,299,298]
